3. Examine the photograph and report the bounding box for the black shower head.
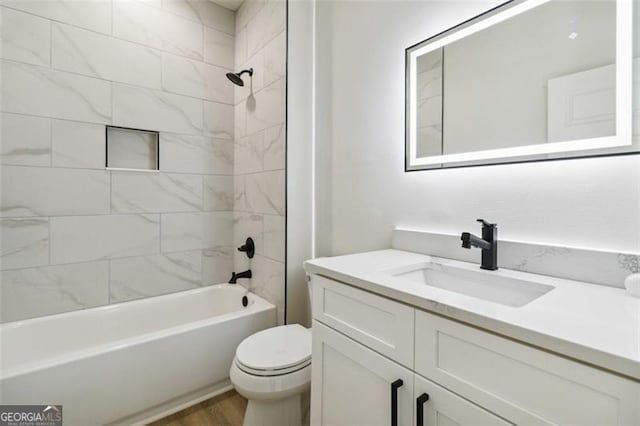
[226,68,253,87]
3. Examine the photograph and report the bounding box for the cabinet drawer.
[415,310,640,425]
[312,275,414,367]
[414,374,511,426]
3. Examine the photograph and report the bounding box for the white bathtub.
[0,284,276,426]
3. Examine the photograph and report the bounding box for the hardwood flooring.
[148,390,247,426]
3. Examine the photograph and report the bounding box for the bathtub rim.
[1,284,275,380]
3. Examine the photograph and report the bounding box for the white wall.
[314,0,640,258]
[287,0,314,326]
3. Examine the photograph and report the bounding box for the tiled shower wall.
[233,0,286,324]
[0,0,238,322]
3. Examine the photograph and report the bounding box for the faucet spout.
[460,219,498,270]
[229,269,252,284]
[461,232,491,250]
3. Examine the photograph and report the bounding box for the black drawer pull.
[391,379,403,426]
[416,393,430,426]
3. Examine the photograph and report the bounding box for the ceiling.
[210,0,244,11]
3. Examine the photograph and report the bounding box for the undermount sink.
[386,262,554,307]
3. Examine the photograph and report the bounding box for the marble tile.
[0,261,109,322]
[417,68,442,101]
[162,0,235,35]
[139,0,163,7]
[246,0,285,58]
[203,175,234,211]
[162,52,207,99]
[263,31,285,88]
[203,246,234,285]
[52,23,162,89]
[251,254,284,324]
[161,211,233,252]
[236,49,264,102]
[162,55,232,103]
[234,103,246,138]
[416,96,442,128]
[233,174,248,211]
[244,170,285,215]
[1,60,111,124]
[416,125,443,157]
[113,0,203,60]
[0,166,110,217]
[111,171,202,213]
[233,212,263,259]
[51,120,105,169]
[235,132,263,174]
[204,101,234,140]
[263,124,285,170]
[0,6,50,66]
[112,84,203,135]
[160,133,233,175]
[205,27,234,69]
[1,0,111,34]
[205,63,235,104]
[236,0,266,32]
[50,214,160,264]
[246,78,285,134]
[234,27,248,69]
[0,218,48,270]
[263,214,284,262]
[110,251,202,302]
[0,113,51,166]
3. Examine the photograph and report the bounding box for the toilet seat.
[235,324,311,377]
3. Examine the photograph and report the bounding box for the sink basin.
[387,262,554,307]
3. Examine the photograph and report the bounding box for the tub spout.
[229,269,252,284]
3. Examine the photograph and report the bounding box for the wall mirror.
[405,0,638,170]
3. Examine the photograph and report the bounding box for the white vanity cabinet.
[310,275,640,426]
[311,321,414,426]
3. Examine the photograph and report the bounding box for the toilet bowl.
[230,324,312,426]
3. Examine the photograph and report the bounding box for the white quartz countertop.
[304,249,640,381]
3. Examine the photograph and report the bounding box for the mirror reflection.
[407,0,636,169]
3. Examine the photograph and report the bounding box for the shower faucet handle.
[237,237,255,259]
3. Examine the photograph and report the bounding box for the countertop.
[304,249,640,381]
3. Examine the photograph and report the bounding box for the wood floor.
[148,390,247,426]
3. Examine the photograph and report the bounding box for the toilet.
[230,324,312,426]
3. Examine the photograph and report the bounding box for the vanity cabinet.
[310,275,640,426]
[311,321,414,426]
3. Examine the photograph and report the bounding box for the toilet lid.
[236,324,311,372]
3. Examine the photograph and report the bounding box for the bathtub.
[0,284,276,426]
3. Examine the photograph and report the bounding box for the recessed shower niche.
[106,126,159,171]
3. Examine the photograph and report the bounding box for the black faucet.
[461,219,498,271]
[229,269,252,284]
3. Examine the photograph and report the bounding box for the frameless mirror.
[406,0,638,170]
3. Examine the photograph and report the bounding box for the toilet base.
[243,394,301,426]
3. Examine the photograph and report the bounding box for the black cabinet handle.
[391,379,403,426]
[416,393,430,426]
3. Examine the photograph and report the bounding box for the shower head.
[226,68,253,87]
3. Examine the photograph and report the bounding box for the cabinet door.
[414,375,511,426]
[311,320,414,426]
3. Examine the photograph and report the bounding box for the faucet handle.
[476,218,496,227]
